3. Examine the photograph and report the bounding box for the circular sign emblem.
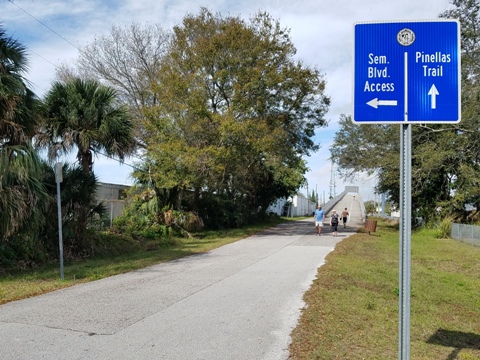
[397,28,415,46]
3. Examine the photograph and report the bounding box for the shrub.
[435,216,455,239]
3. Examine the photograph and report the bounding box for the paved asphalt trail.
[0,200,362,360]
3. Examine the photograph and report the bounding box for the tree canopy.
[56,23,171,141]
[138,9,330,226]
[38,78,136,174]
[0,25,48,240]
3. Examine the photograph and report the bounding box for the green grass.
[289,218,480,360]
[0,217,284,304]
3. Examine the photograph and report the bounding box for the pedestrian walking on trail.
[341,208,349,228]
[330,210,340,237]
[314,205,325,236]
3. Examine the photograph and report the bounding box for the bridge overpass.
[269,186,366,230]
[322,186,365,217]
[318,186,366,230]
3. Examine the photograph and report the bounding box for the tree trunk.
[78,149,93,174]
[175,186,183,211]
[76,149,93,251]
[193,186,200,212]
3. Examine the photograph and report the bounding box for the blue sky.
[1,0,453,201]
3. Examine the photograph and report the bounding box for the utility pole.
[306,182,309,216]
[329,162,336,199]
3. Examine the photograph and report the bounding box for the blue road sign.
[353,20,460,123]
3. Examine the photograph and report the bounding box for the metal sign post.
[399,124,411,359]
[353,20,460,359]
[55,162,64,280]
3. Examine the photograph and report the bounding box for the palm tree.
[38,78,136,242]
[39,162,106,257]
[0,27,38,144]
[0,26,48,240]
[39,78,136,174]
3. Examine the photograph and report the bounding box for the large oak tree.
[139,9,330,226]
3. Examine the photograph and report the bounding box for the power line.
[95,151,140,171]
[27,48,58,67]
[8,0,81,52]
[95,151,153,187]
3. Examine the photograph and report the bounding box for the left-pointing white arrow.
[428,84,439,109]
[366,98,398,109]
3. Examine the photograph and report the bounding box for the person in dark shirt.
[330,210,340,237]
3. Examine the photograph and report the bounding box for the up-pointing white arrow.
[366,98,398,109]
[428,84,439,109]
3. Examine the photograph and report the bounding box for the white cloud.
[1,0,453,197]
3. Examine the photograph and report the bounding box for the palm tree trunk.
[78,149,93,174]
[76,149,93,246]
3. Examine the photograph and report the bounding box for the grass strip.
[289,219,480,360]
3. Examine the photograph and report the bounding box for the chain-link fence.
[451,223,480,247]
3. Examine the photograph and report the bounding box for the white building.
[268,193,316,217]
[96,182,131,224]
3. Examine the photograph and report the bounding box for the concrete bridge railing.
[320,187,366,222]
